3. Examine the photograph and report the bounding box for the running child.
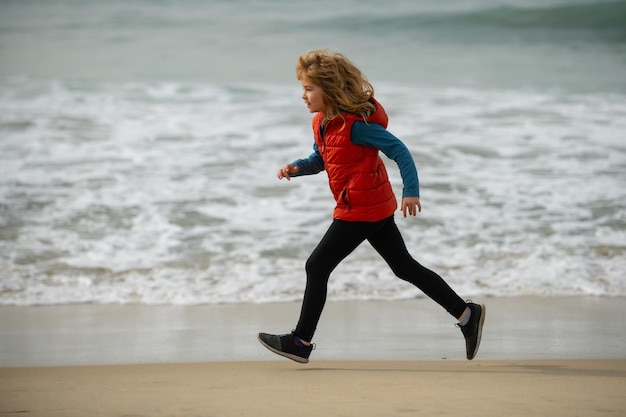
[258,49,485,363]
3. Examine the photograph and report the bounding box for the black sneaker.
[257,332,314,364]
[458,302,486,360]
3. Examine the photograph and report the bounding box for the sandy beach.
[2,359,625,417]
[1,297,625,416]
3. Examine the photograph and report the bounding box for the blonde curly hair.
[296,49,376,124]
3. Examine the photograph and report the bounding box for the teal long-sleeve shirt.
[291,121,420,198]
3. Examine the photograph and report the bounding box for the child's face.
[300,77,326,113]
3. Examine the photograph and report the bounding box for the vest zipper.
[319,124,326,157]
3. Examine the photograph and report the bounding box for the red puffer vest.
[313,98,397,221]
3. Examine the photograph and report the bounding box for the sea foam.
[1,79,624,305]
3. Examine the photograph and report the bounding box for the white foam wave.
[1,79,625,305]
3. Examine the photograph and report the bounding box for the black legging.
[294,215,467,342]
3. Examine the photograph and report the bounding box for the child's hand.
[401,197,421,217]
[277,164,299,181]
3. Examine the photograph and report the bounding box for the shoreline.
[1,295,625,367]
[1,296,625,416]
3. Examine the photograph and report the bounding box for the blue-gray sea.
[1,0,625,305]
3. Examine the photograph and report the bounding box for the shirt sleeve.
[351,121,420,198]
[291,142,325,176]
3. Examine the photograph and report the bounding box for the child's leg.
[367,216,467,319]
[294,219,378,342]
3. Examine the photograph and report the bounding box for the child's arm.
[351,121,421,217]
[277,143,325,181]
[351,122,420,199]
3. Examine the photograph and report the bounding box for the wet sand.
[1,297,625,416]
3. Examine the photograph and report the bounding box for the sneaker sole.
[257,334,309,364]
[469,304,486,360]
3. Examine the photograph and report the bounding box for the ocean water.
[1,0,625,305]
